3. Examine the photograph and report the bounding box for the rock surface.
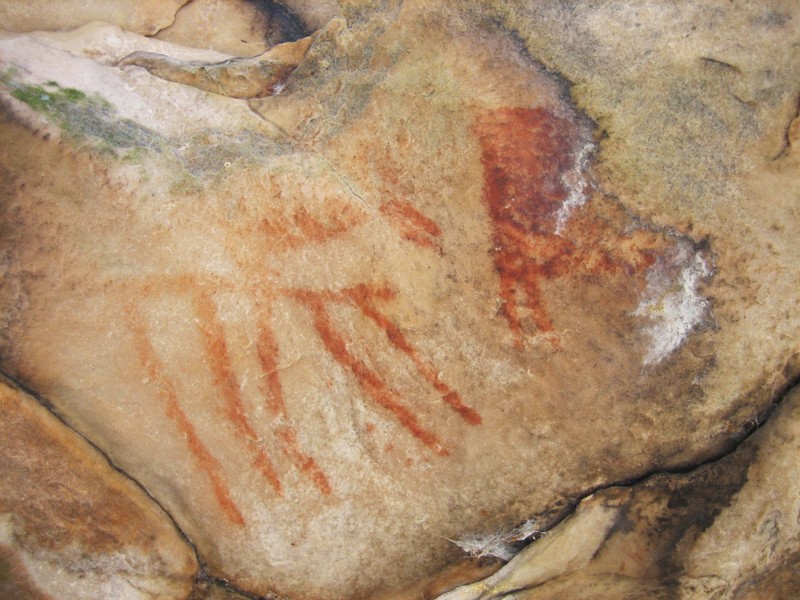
[153,0,273,57]
[0,1,799,599]
[437,384,800,599]
[0,0,188,36]
[118,35,314,99]
[0,380,197,600]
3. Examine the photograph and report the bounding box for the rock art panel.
[472,106,707,356]
[0,381,197,600]
[1,1,798,598]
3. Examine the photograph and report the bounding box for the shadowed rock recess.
[0,1,798,598]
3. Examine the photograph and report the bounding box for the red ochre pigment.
[379,199,443,253]
[474,107,662,347]
[124,273,481,522]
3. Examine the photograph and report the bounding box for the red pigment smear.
[474,107,580,346]
[256,317,332,495]
[125,305,245,526]
[379,199,443,253]
[473,107,662,348]
[259,202,366,252]
[295,290,449,456]
[343,284,482,425]
[193,291,283,494]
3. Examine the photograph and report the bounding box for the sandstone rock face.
[154,0,274,57]
[0,381,197,600]
[438,385,800,599]
[0,1,799,598]
[0,0,188,36]
[153,0,324,57]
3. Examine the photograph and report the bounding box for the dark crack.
[0,368,286,600]
[3,362,799,600]
[0,370,203,593]
[511,368,800,556]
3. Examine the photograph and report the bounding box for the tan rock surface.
[153,0,328,57]
[0,1,798,598]
[119,35,314,99]
[154,0,273,57]
[437,384,800,599]
[0,380,198,599]
[0,0,189,36]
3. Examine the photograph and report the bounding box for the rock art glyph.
[1,1,799,599]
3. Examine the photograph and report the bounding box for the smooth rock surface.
[0,1,799,598]
[0,380,197,600]
[437,384,800,599]
[154,0,272,57]
[0,0,188,36]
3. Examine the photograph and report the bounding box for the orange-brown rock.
[438,384,800,599]
[0,380,197,599]
[0,1,799,598]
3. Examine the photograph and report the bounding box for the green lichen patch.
[4,75,162,159]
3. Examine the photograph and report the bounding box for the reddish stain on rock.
[474,107,664,347]
[379,199,443,253]
[294,289,450,457]
[125,304,246,526]
[194,290,284,495]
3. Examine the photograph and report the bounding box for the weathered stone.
[437,384,800,599]
[188,579,256,600]
[119,36,314,99]
[153,0,327,57]
[277,0,340,31]
[0,1,798,598]
[0,0,188,36]
[0,380,197,599]
[154,0,272,57]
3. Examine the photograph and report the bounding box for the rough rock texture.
[437,384,800,599]
[0,0,189,36]
[0,380,197,599]
[154,0,324,56]
[119,35,314,99]
[154,0,273,57]
[0,1,799,599]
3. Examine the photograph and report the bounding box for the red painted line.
[380,199,443,252]
[256,317,332,495]
[295,290,449,456]
[193,291,283,494]
[125,305,245,526]
[343,284,482,425]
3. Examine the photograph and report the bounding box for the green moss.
[60,87,87,102]
[6,78,162,158]
[10,85,51,111]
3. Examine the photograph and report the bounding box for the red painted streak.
[474,107,582,346]
[259,203,367,252]
[193,291,283,494]
[125,305,245,526]
[296,291,449,456]
[474,108,671,347]
[256,318,332,495]
[343,284,482,425]
[379,199,443,252]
